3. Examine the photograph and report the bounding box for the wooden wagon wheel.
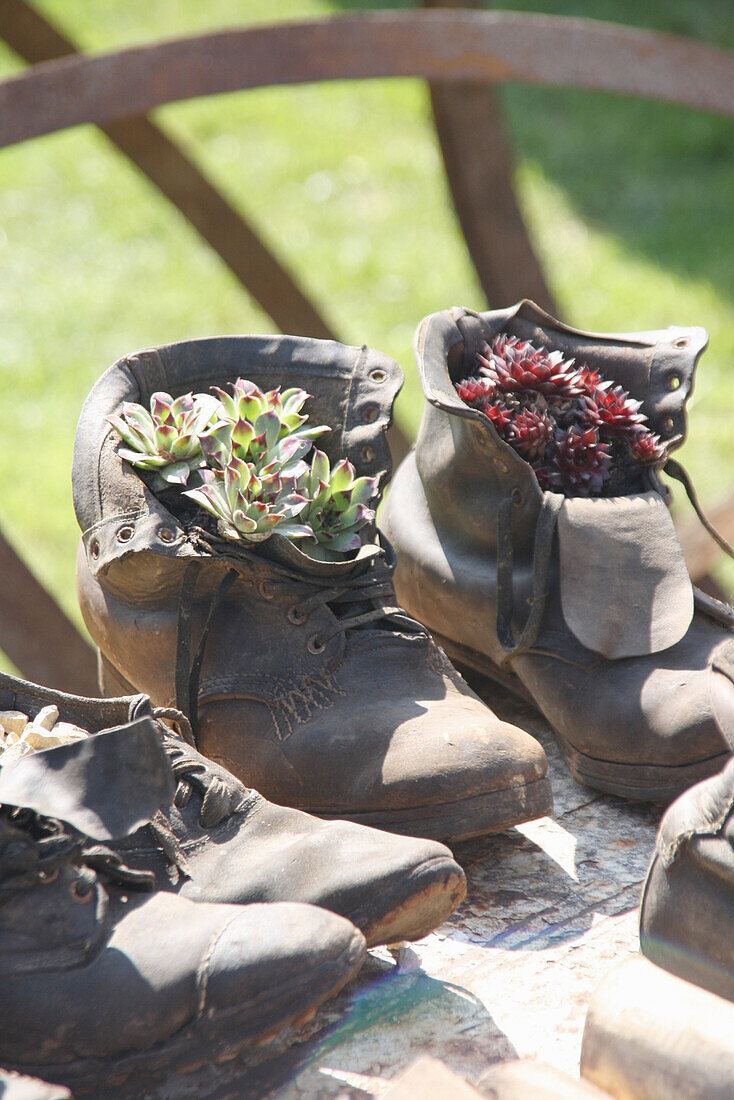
[1,5,732,691]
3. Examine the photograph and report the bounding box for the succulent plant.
[200,382,330,476]
[549,426,612,496]
[628,428,665,464]
[183,455,312,543]
[478,334,584,400]
[508,408,555,461]
[579,385,646,437]
[111,375,379,555]
[298,449,378,558]
[108,391,220,490]
[455,332,668,498]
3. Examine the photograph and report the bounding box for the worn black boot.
[0,722,365,1094]
[640,753,734,1002]
[0,670,466,946]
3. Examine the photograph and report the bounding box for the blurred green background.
[0,0,732,667]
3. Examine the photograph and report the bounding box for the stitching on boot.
[199,669,345,741]
[196,911,242,1018]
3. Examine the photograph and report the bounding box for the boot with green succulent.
[74,334,551,843]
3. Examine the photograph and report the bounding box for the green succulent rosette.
[107,390,220,490]
[298,449,378,559]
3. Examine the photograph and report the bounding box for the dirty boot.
[640,753,734,1001]
[0,720,365,1094]
[383,301,734,801]
[0,670,466,946]
[72,335,551,842]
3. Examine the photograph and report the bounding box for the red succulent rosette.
[455,332,666,497]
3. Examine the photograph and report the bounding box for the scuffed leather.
[557,493,693,659]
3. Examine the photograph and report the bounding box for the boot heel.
[97,650,137,698]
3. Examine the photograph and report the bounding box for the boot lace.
[173,544,427,739]
[0,810,154,902]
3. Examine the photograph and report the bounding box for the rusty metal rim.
[1,10,734,150]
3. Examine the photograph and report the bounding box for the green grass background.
[0,0,732,669]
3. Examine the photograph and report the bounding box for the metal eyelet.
[667,373,682,391]
[70,880,94,903]
[89,538,100,560]
[117,525,135,544]
[369,369,387,384]
[362,404,379,423]
[288,606,308,625]
[673,337,689,349]
[361,445,375,464]
[662,416,676,434]
[258,580,276,601]
[39,868,59,884]
[158,527,175,544]
[511,488,525,507]
[307,634,326,655]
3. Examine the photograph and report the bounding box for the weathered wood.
[422,0,556,313]
[581,955,734,1100]
[1,12,734,150]
[0,528,98,695]
[0,0,334,341]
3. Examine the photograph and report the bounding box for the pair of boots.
[0,668,472,1094]
[75,303,732,832]
[0,716,369,1096]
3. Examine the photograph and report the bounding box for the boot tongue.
[557,491,693,659]
[0,719,174,841]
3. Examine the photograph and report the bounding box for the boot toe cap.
[201,902,365,1020]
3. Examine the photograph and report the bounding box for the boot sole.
[435,633,731,803]
[316,773,553,845]
[349,855,467,947]
[5,931,365,1096]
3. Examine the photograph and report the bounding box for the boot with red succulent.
[384,300,734,805]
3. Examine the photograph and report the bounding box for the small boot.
[72,334,551,842]
[0,721,365,1094]
[640,753,734,1001]
[384,301,734,801]
[0,670,466,946]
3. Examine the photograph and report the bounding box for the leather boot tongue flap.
[557,492,693,659]
[0,719,174,840]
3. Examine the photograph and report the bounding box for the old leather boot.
[639,752,734,1001]
[0,669,465,946]
[0,721,365,1093]
[72,335,551,842]
[383,301,734,801]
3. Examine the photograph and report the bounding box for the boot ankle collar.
[416,301,707,452]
